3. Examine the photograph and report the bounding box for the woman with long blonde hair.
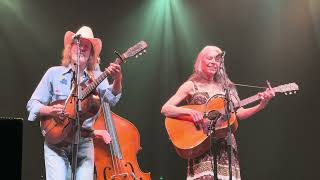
[161,45,275,180]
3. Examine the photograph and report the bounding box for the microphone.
[72,34,81,43]
[218,51,226,73]
[220,51,226,62]
[221,51,226,59]
[207,110,221,121]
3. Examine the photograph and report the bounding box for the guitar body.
[165,82,300,159]
[40,93,100,144]
[165,96,238,159]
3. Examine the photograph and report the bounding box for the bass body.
[93,103,151,180]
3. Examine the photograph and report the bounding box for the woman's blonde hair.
[188,46,234,89]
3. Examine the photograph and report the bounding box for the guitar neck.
[238,94,261,108]
[77,40,148,100]
[236,84,297,108]
[79,57,123,100]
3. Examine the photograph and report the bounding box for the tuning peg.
[135,55,138,58]
[289,92,292,95]
[294,91,296,94]
[139,52,142,56]
[143,50,147,53]
[284,93,287,95]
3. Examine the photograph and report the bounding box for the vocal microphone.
[219,51,226,73]
[72,34,81,43]
[222,51,226,57]
[220,51,226,62]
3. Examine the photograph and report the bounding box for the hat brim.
[64,31,102,58]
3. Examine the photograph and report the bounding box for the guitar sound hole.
[207,110,221,123]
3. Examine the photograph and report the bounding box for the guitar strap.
[192,81,199,92]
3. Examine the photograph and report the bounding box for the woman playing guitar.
[161,45,275,180]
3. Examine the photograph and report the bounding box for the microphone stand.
[207,113,218,180]
[219,54,234,180]
[207,52,271,180]
[71,35,82,180]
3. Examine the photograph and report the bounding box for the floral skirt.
[187,137,241,180]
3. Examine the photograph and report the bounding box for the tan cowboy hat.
[64,26,102,58]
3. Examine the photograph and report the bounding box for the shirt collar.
[62,65,72,75]
[62,64,88,78]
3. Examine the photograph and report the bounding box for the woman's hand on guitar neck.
[93,130,112,144]
[257,88,275,110]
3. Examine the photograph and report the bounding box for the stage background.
[1,0,320,179]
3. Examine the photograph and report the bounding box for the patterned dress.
[186,82,241,180]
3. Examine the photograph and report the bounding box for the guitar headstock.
[122,41,148,60]
[274,82,299,95]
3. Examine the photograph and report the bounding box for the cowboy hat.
[64,26,102,58]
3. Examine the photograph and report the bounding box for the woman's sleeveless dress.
[186,83,241,180]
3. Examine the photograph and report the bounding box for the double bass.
[93,102,151,180]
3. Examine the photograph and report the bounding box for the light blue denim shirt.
[26,65,121,129]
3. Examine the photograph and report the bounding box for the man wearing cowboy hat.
[27,26,123,180]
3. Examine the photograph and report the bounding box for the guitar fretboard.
[238,94,260,108]
[237,86,284,108]
[79,57,123,100]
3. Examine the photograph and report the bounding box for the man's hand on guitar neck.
[105,63,122,96]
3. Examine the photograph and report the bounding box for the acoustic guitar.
[165,82,299,159]
[40,41,148,144]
